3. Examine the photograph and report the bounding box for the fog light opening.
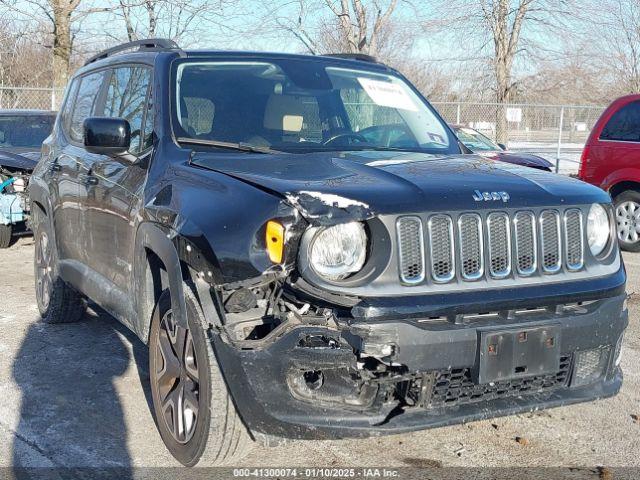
[303,370,324,391]
[572,347,610,387]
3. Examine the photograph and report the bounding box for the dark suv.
[30,39,627,466]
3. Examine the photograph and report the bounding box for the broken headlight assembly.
[308,222,367,281]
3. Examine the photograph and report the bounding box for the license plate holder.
[476,324,561,384]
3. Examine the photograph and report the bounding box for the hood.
[479,151,553,170]
[0,148,39,171]
[190,150,609,221]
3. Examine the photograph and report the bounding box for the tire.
[614,190,640,252]
[0,224,12,248]
[33,218,86,323]
[149,285,252,466]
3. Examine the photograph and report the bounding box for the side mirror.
[497,143,507,151]
[83,117,131,156]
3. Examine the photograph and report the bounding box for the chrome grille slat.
[397,216,425,284]
[396,208,585,285]
[564,209,584,271]
[514,211,537,276]
[540,210,562,273]
[458,214,483,280]
[487,212,511,278]
[428,215,455,283]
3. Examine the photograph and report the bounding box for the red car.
[579,94,640,251]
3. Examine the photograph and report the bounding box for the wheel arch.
[134,222,189,343]
[134,222,224,343]
[609,180,640,199]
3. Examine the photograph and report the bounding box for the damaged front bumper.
[211,281,628,440]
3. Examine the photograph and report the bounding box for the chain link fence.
[431,102,606,175]
[0,86,606,175]
[0,86,63,111]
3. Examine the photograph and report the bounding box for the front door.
[52,70,108,265]
[83,65,153,296]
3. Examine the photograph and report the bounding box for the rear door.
[83,65,153,296]
[51,70,108,264]
[589,100,640,187]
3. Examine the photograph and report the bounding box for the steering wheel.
[322,133,368,146]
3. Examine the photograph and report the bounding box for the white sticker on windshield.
[357,77,418,112]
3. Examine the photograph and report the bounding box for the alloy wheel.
[35,231,53,310]
[616,200,640,244]
[155,310,200,444]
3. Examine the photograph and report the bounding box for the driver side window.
[102,66,151,154]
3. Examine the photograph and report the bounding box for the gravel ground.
[0,236,638,471]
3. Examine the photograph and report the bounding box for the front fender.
[133,222,189,340]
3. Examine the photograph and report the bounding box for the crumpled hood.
[190,150,609,220]
[0,148,39,171]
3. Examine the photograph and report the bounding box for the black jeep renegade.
[30,39,627,466]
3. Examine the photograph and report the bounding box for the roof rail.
[84,38,181,66]
[323,53,379,63]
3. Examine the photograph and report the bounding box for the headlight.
[309,222,367,280]
[587,203,610,257]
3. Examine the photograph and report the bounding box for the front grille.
[397,208,585,285]
[487,212,511,278]
[564,209,584,270]
[428,215,455,283]
[397,216,424,284]
[540,210,562,273]
[458,214,483,280]
[428,354,572,408]
[514,211,536,275]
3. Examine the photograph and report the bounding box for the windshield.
[454,127,501,152]
[0,115,55,149]
[173,59,458,154]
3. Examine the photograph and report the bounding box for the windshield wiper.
[177,137,278,154]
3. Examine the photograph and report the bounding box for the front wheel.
[149,285,252,466]
[614,190,640,252]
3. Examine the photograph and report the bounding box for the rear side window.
[103,66,151,154]
[69,71,106,143]
[60,79,80,134]
[600,101,640,142]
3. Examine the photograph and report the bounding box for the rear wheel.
[33,219,86,323]
[0,224,12,248]
[149,285,252,466]
[614,190,640,252]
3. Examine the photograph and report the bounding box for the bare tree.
[0,0,111,88]
[274,0,400,56]
[588,0,640,94]
[109,0,239,46]
[482,0,532,141]
[49,0,81,88]
[426,0,573,142]
[0,20,50,87]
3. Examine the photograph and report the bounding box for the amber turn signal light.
[266,220,285,264]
